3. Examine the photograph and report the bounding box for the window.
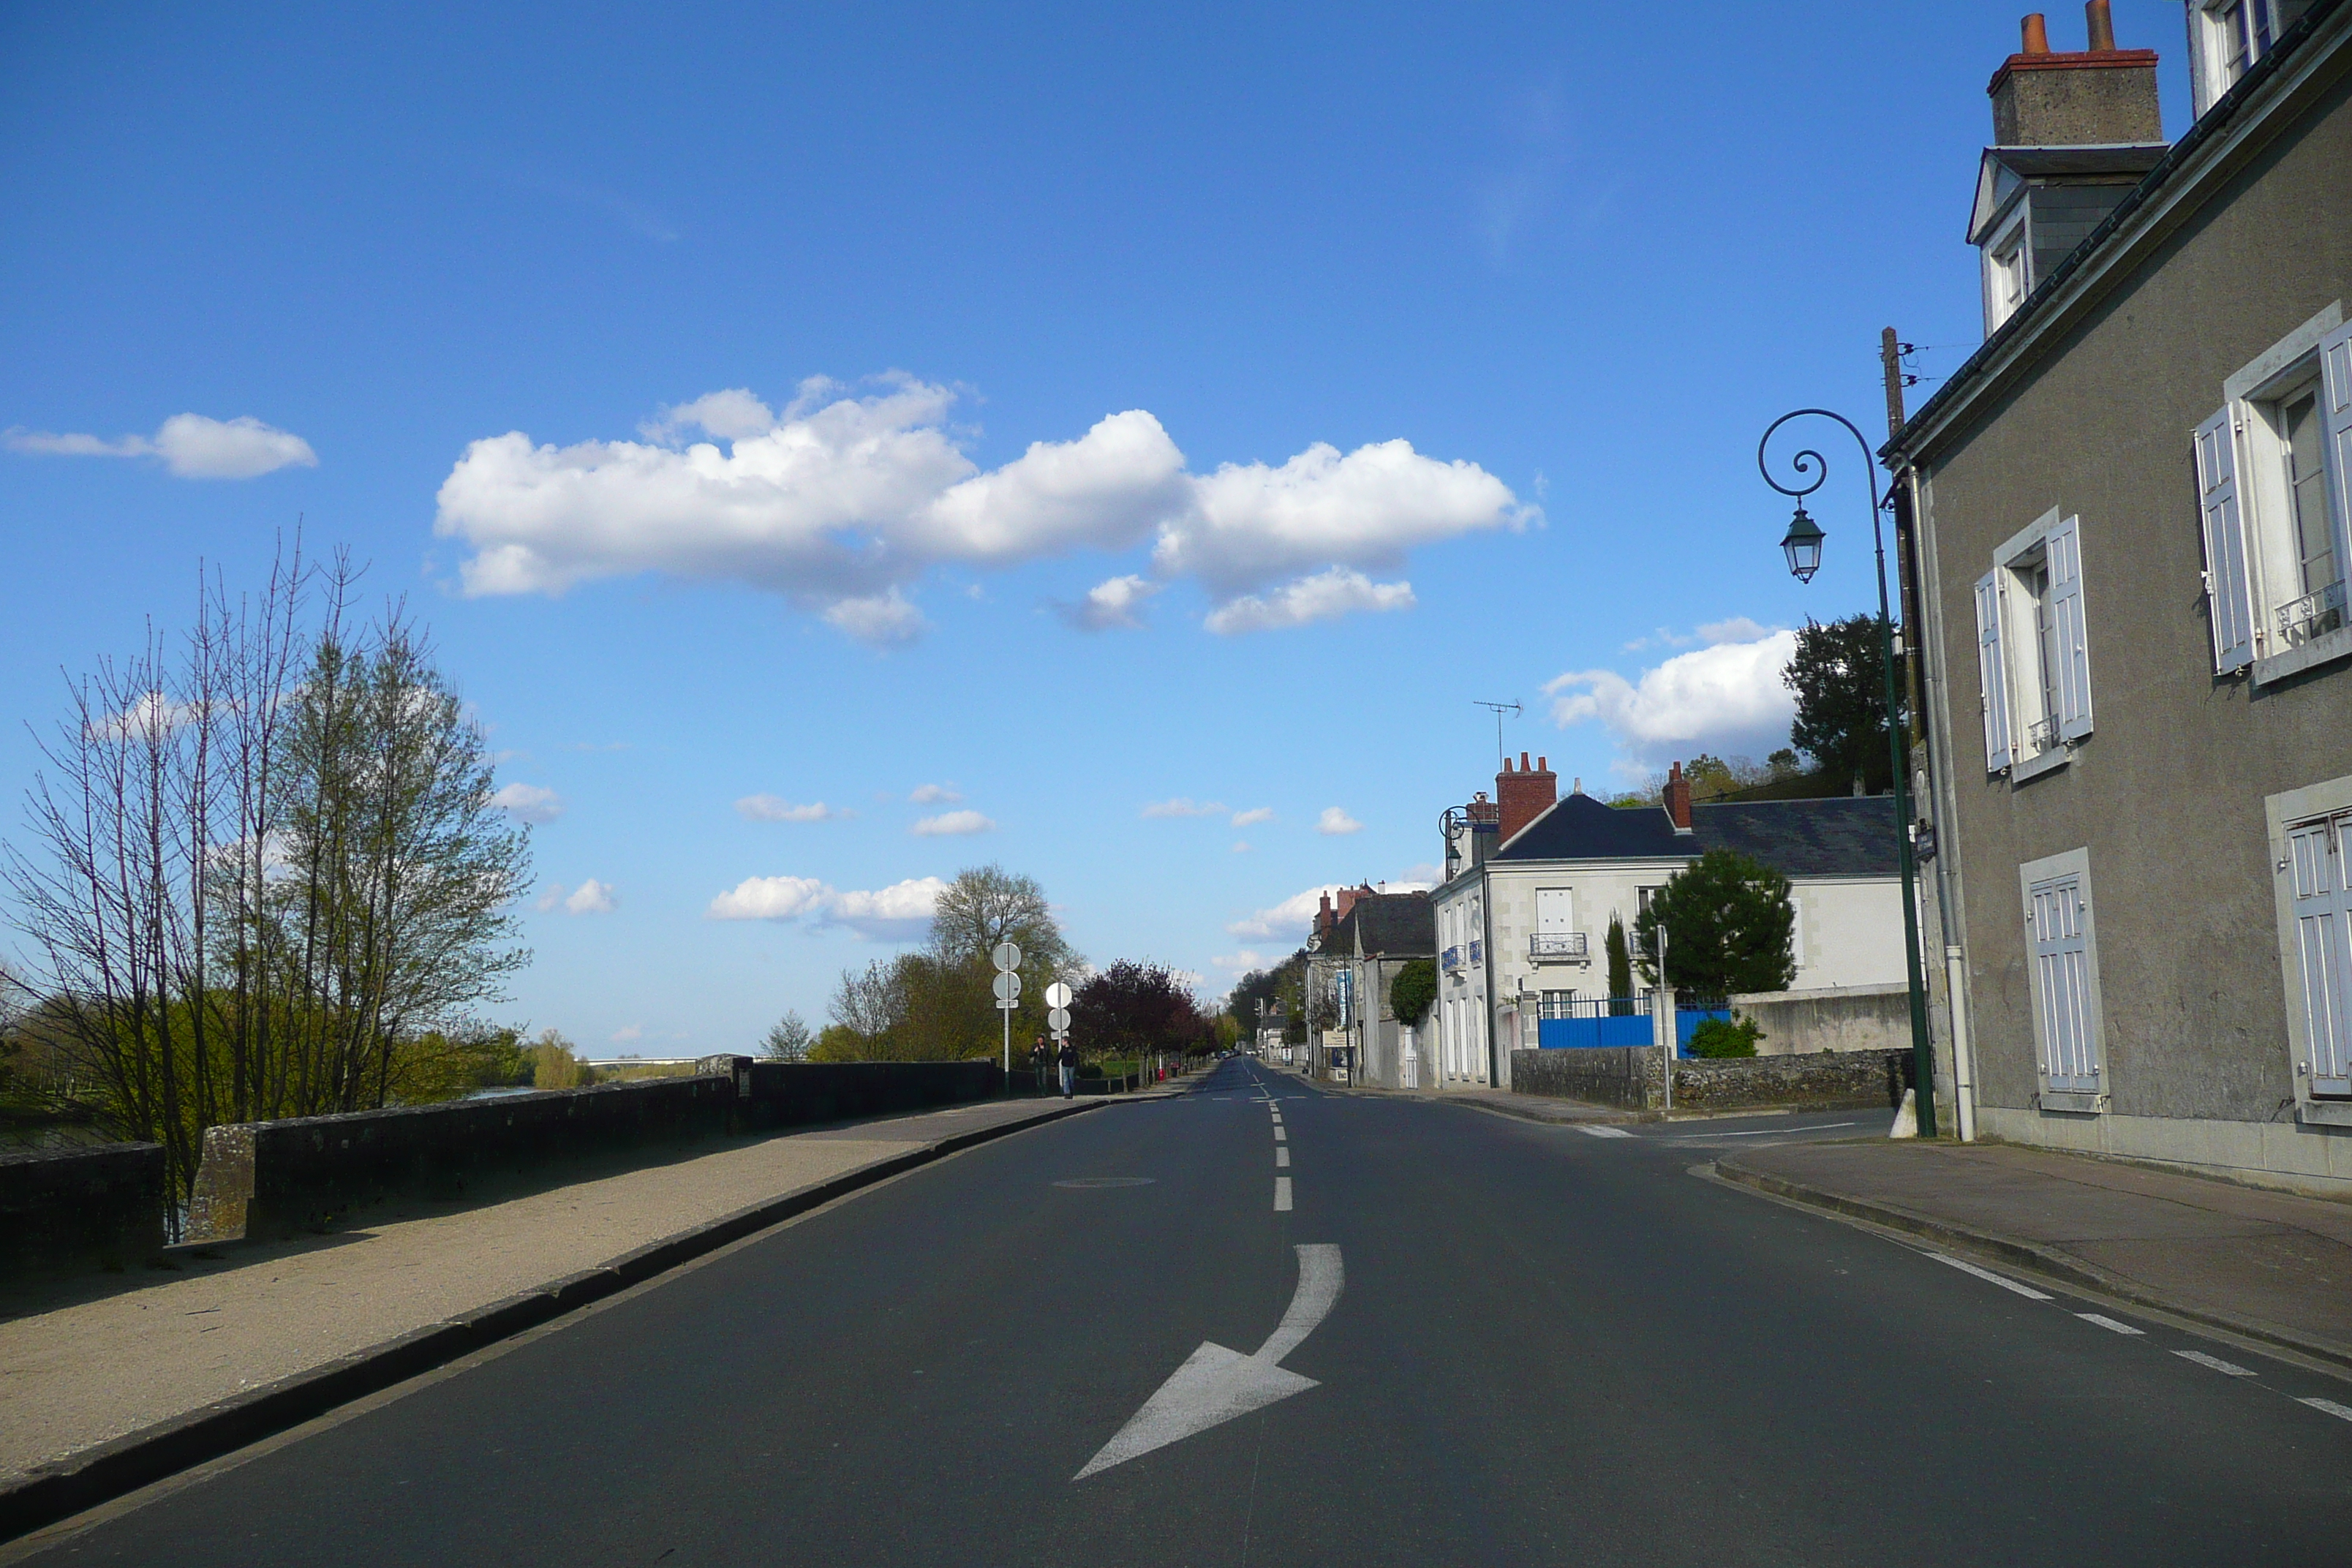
[1973,510,2092,776]
[2198,317,2352,677]
[2020,849,2106,1107]
[2193,0,2283,116]
[2285,812,2352,1098]
[1983,211,2029,334]
[1539,990,1577,1020]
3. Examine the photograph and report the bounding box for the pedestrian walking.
[1058,1036,1078,1098]
[1030,1035,1050,1096]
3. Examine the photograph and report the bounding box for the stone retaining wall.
[1509,1047,1907,1114]
[1729,985,1912,1057]
[0,1142,169,1272]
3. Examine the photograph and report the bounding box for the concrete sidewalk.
[0,1094,1098,1512]
[1717,1140,2352,1369]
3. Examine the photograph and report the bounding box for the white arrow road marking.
[1075,1244,1342,1480]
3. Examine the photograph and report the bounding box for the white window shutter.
[2320,322,2352,595]
[2046,515,2093,740]
[1974,570,2013,772]
[2194,406,2255,672]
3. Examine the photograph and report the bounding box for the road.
[16,1058,2352,1566]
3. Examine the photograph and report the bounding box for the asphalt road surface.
[18,1058,2352,1566]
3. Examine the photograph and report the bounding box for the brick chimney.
[1496,751,1557,843]
[1333,883,1373,926]
[1663,761,1694,834]
[1989,4,2160,146]
[1315,891,1335,939]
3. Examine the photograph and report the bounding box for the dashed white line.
[2174,1349,2258,1377]
[1274,1126,1286,1142]
[1923,1251,2053,1300]
[2076,1313,2145,1335]
[1577,1126,1635,1139]
[1274,1177,1293,1212]
[1275,1147,1290,1168]
[2299,1397,2352,1422]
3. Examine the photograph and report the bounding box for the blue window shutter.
[1974,570,2013,772]
[2320,322,2352,602]
[2195,406,2255,672]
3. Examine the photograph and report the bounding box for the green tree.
[1605,915,1634,1012]
[761,1010,813,1062]
[1631,849,1797,999]
[1783,614,1904,794]
[1387,959,1436,1030]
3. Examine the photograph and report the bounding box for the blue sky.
[0,2,2196,1055]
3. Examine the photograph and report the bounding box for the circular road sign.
[1048,1006,1071,1031]
[992,941,1022,972]
[1043,980,1072,1009]
[992,972,1022,1000]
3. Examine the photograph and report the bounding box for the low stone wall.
[1729,985,1912,1057]
[1,1142,169,1272]
[189,1058,1009,1243]
[1509,1047,1907,1114]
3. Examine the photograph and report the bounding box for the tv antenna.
[1472,700,1522,766]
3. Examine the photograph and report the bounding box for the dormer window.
[2193,0,2287,116]
[1985,213,2030,331]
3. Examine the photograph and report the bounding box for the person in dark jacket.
[1057,1037,1078,1098]
[1030,1036,1051,1095]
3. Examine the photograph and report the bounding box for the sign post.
[993,942,1022,1084]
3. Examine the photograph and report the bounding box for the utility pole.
[1880,326,1907,441]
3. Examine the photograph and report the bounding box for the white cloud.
[1697,617,1772,645]
[1203,568,1415,635]
[735,794,850,822]
[1211,950,1264,972]
[1544,628,1800,770]
[827,875,949,941]
[911,809,995,837]
[823,589,928,647]
[491,783,565,823]
[706,874,831,921]
[1232,841,1252,853]
[1060,573,1162,631]
[1226,883,1349,941]
[431,378,1527,641]
[7,415,317,479]
[909,783,962,804]
[611,1024,644,1044]
[1316,807,1362,836]
[566,879,617,914]
[1392,862,1442,891]
[1142,797,1226,819]
[1231,807,1274,827]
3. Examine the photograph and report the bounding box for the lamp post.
[1757,409,1936,1138]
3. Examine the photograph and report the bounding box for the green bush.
[1387,959,1436,1029]
[1689,1015,1764,1059]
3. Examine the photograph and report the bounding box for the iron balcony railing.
[2278,578,2347,647]
[1441,944,1463,973]
[2025,715,2059,755]
[1529,932,1589,960]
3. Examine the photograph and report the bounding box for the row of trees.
[757,864,1216,1066]
[1,549,533,1215]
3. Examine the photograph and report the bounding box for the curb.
[1713,1154,2352,1377]
[0,1098,1104,1545]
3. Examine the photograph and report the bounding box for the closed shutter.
[2195,406,2256,671]
[2028,873,2099,1094]
[1974,570,2013,772]
[2046,515,2093,740]
[2288,814,2352,1098]
[2321,322,2352,599]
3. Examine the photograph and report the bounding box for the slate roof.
[1691,797,1899,878]
[1329,892,1436,957]
[1490,792,1692,862]
[1490,792,1898,878]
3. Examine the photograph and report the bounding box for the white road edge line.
[1275,1147,1290,1168]
[2076,1313,2144,1335]
[1274,1176,1293,1212]
[2299,1396,2352,1422]
[1923,1251,2053,1300]
[2174,1349,2258,1377]
[1676,1121,1859,1139]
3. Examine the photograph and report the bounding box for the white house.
[1428,755,1909,1090]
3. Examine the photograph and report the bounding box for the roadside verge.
[0,1098,1101,1545]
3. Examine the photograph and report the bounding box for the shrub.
[1689,1016,1765,1059]
[1387,959,1436,1029]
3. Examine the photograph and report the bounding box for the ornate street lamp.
[1757,409,1937,1138]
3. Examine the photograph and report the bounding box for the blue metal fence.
[1535,999,1731,1058]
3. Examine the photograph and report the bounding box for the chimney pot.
[2084,0,2113,52]
[2021,12,2049,53]
[1520,751,1531,771]
[1537,756,1548,772]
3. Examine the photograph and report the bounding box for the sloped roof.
[1488,791,1899,878]
[1691,796,1899,878]
[1492,792,1692,862]
[1330,891,1436,957]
